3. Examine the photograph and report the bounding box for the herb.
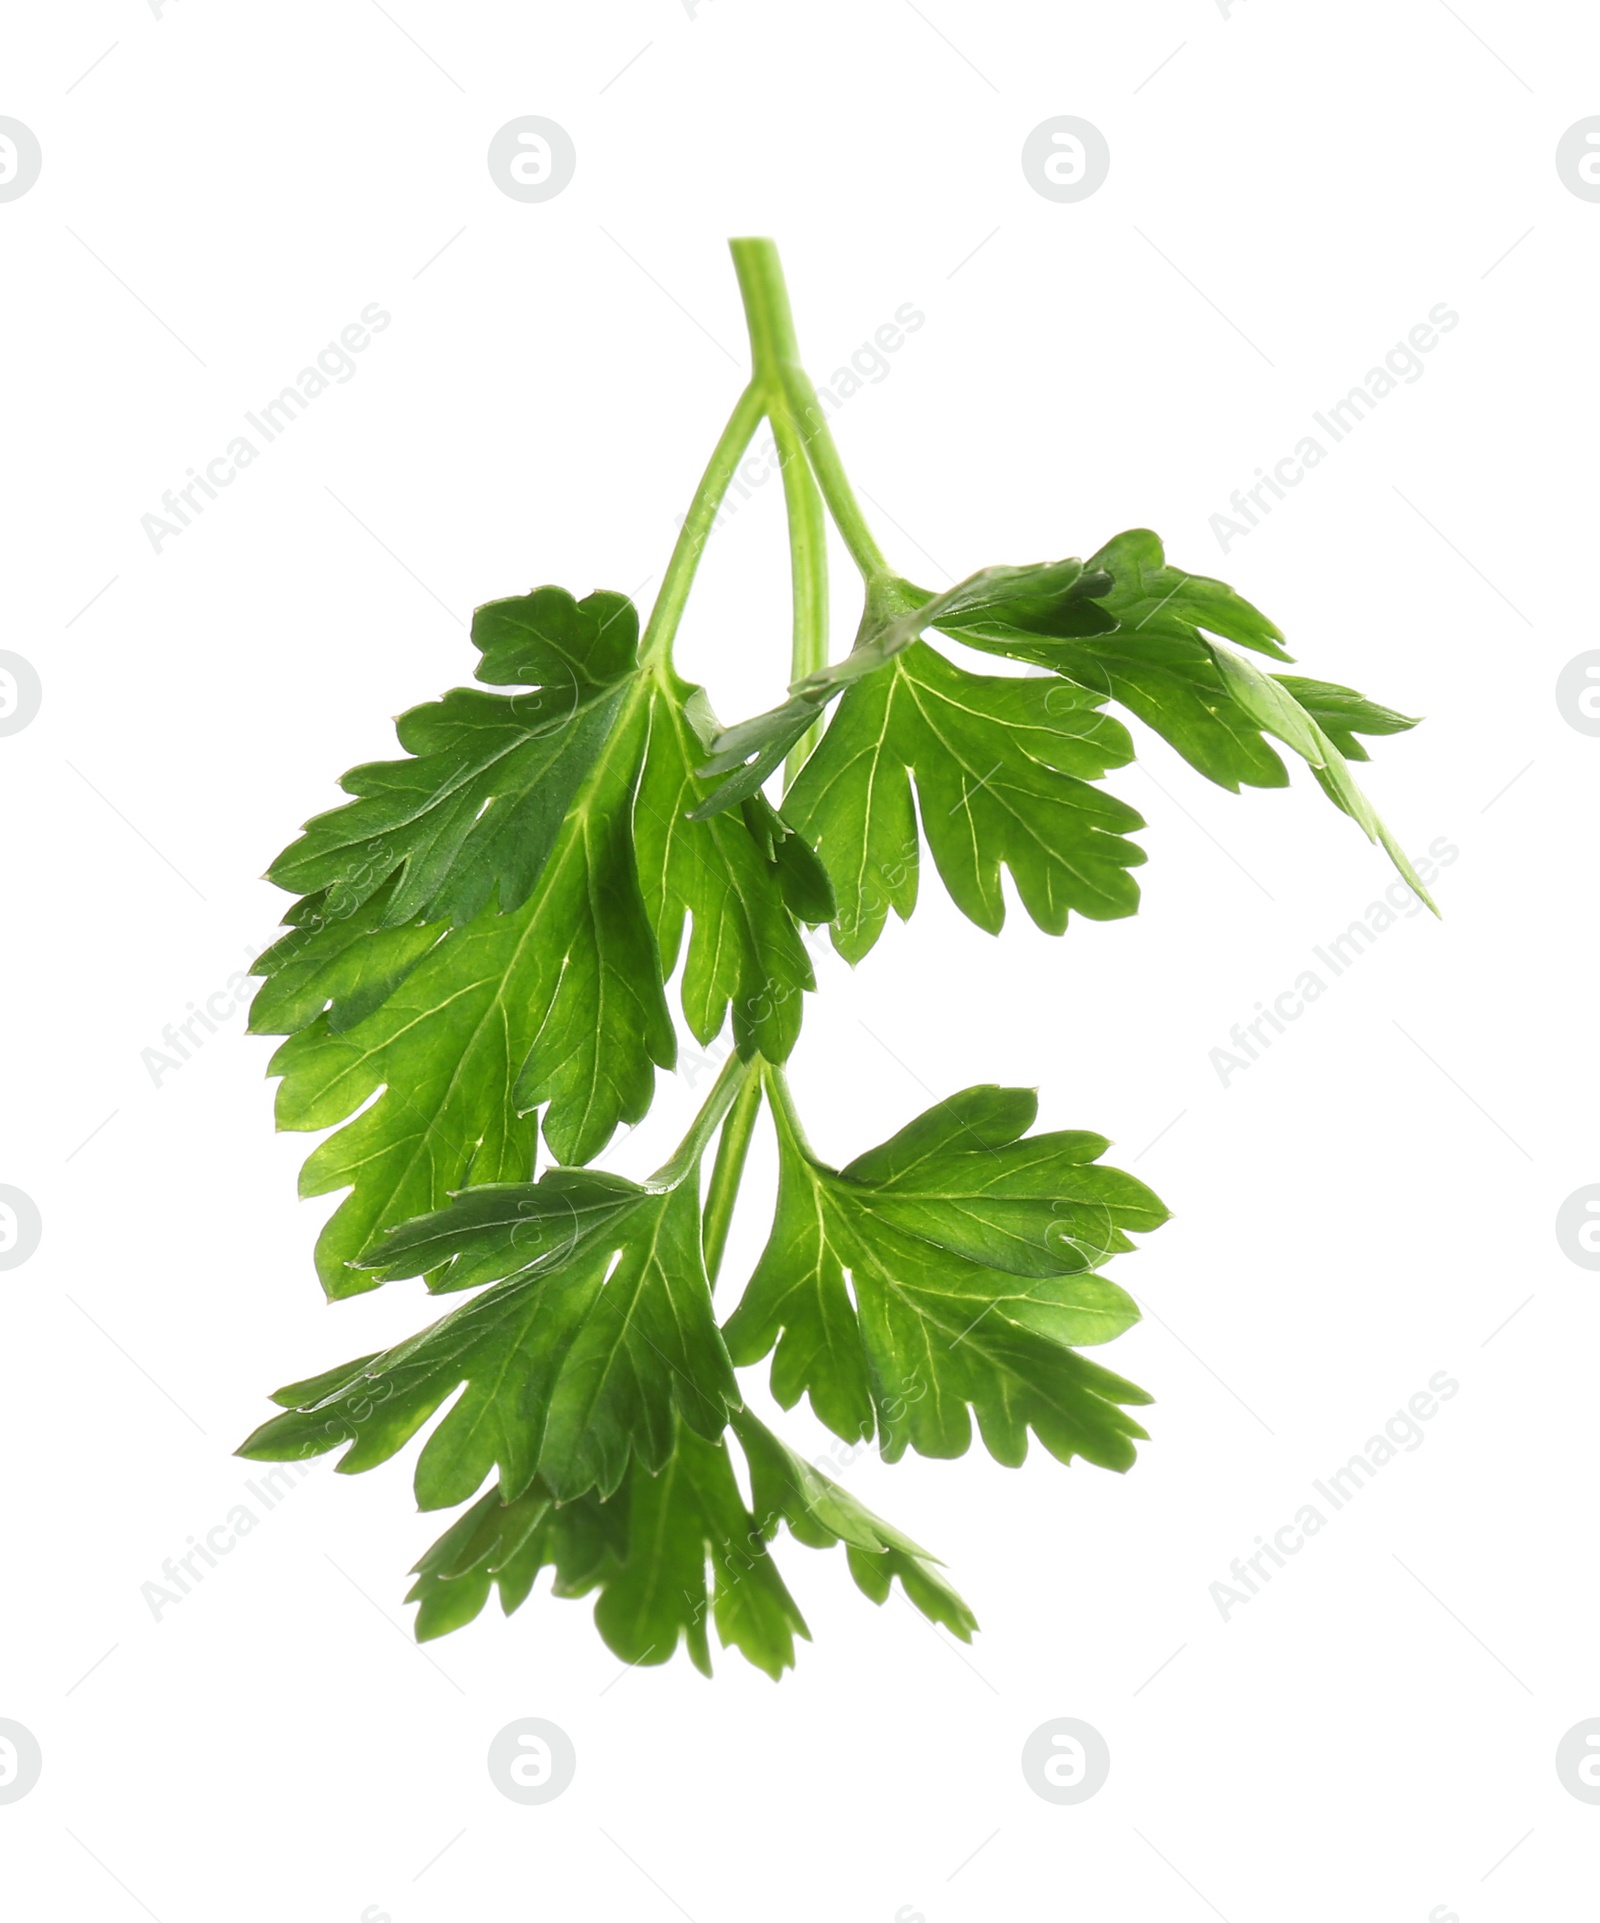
[240,238,1429,1675]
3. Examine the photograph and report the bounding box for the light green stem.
[730,235,803,371]
[638,380,767,670]
[701,1069,763,1287]
[731,237,889,586]
[760,1061,817,1161]
[734,245,890,582]
[771,397,828,784]
[650,1050,758,1190]
[777,360,890,583]
[730,238,833,782]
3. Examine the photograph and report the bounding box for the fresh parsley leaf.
[930,530,1415,792]
[1077,527,1293,662]
[696,532,1425,959]
[237,1166,738,1504]
[731,1408,977,1640]
[1273,675,1419,762]
[635,667,830,1061]
[944,531,1431,900]
[251,589,829,1295]
[407,1477,576,1643]
[266,588,642,929]
[405,1409,975,1675]
[257,699,673,1290]
[783,641,1143,963]
[1204,638,1435,906]
[723,1080,1164,1468]
[246,879,445,1039]
[919,555,1118,644]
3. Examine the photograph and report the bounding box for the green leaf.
[249,589,648,1059]
[724,1080,1164,1469]
[635,667,826,1062]
[402,1432,807,1677]
[265,588,642,929]
[1273,675,1419,762]
[473,584,642,691]
[252,590,830,1295]
[235,1167,739,1504]
[783,639,1143,963]
[247,880,443,1039]
[940,530,1429,898]
[590,1425,808,1678]
[1083,527,1293,663]
[921,556,1118,645]
[941,530,1299,793]
[698,535,1364,956]
[1205,640,1436,910]
[404,1409,976,1672]
[740,795,838,924]
[732,1408,978,1640]
[261,686,674,1292]
[983,628,1295,795]
[406,1478,564,1641]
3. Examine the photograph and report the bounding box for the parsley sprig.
[241,239,1429,1675]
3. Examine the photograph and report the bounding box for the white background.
[1,2,1595,1918]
